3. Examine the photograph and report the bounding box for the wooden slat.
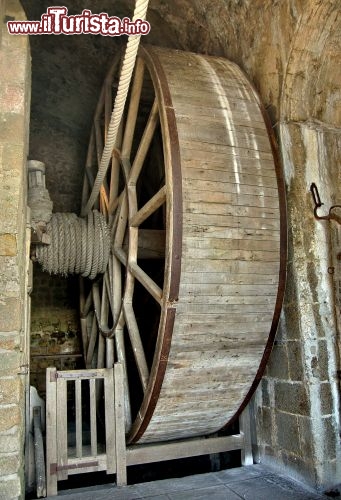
[56,378,68,480]
[179,282,277,297]
[176,116,271,152]
[46,368,58,497]
[104,368,116,474]
[172,319,272,336]
[115,328,132,431]
[176,302,276,316]
[183,213,279,232]
[182,162,277,183]
[182,247,279,262]
[181,270,278,285]
[182,258,279,274]
[183,178,278,198]
[180,144,274,168]
[183,188,279,209]
[114,363,127,485]
[168,76,255,102]
[75,379,82,458]
[89,379,97,457]
[183,235,279,252]
[180,138,273,161]
[184,202,279,220]
[184,225,280,242]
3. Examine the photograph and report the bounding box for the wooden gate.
[46,364,126,496]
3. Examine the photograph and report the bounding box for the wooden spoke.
[108,124,123,216]
[129,262,163,304]
[94,118,103,166]
[86,314,98,368]
[104,81,112,138]
[100,184,109,213]
[114,247,128,267]
[108,190,124,218]
[81,288,93,318]
[97,331,105,370]
[85,166,95,189]
[130,185,166,228]
[114,192,129,248]
[81,128,95,210]
[123,302,149,392]
[128,98,159,185]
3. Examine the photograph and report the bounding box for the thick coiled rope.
[35,211,110,279]
[81,0,150,217]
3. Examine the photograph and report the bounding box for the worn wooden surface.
[127,46,284,443]
[81,45,285,446]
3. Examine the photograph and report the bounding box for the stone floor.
[45,464,330,499]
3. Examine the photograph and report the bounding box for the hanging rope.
[81,0,150,217]
[35,211,110,278]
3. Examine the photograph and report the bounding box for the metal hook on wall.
[310,183,341,225]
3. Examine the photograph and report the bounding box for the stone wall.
[252,1,341,490]
[0,1,31,498]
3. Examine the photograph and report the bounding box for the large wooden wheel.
[80,45,286,444]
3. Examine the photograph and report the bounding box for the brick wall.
[0,1,31,498]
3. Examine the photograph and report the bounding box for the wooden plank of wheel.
[80,45,287,444]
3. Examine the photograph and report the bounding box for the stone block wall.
[0,1,31,498]
[250,1,341,490]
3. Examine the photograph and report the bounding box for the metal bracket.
[310,183,341,224]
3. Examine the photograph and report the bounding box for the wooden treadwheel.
[80,45,287,444]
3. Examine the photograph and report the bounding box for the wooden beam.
[126,434,244,466]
